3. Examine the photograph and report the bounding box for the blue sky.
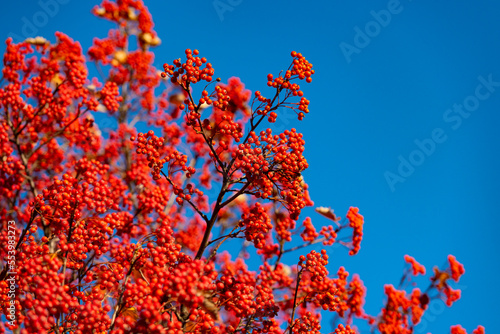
[2,0,499,333]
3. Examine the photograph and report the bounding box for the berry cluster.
[233,128,309,218]
[346,207,364,255]
[290,312,321,334]
[239,203,273,248]
[451,325,485,334]
[161,49,213,86]
[334,323,357,334]
[163,260,217,309]
[132,131,196,183]
[404,255,426,276]
[32,159,120,220]
[100,81,122,113]
[319,225,337,246]
[216,270,256,318]
[217,77,251,116]
[299,250,329,283]
[300,217,319,242]
[267,51,314,91]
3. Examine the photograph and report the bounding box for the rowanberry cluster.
[161,49,213,85]
[202,115,244,144]
[254,283,279,318]
[267,51,313,91]
[25,76,53,106]
[275,215,295,242]
[346,207,364,255]
[239,203,273,249]
[290,311,321,334]
[299,250,329,283]
[409,288,425,324]
[100,81,122,113]
[306,276,341,312]
[297,97,310,120]
[217,77,251,116]
[132,131,166,179]
[300,217,319,242]
[32,159,120,221]
[232,128,309,218]
[334,323,357,334]
[132,131,196,182]
[404,255,426,276]
[17,255,80,333]
[448,255,465,281]
[216,270,256,318]
[451,325,485,334]
[163,260,217,309]
[211,85,231,111]
[319,225,337,246]
[346,274,366,318]
[330,267,350,317]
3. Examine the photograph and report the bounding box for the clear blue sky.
[2,0,499,333]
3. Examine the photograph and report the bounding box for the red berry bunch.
[334,323,357,334]
[267,51,314,92]
[290,311,321,334]
[306,276,341,312]
[319,225,337,246]
[451,325,485,334]
[211,85,231,111]
[33,160,117,219]
[99,81,122,113]
[216,77,251,116]
[404,255,426,276]
[299,250,329,283]
[161,49,213,85]
[239,203,273,248]
[346,207,364,255]
[232,128,309,218]
[275,214,296,243]
[163,260,217,309]
[202,114,244,145]
[132,131,196,183]
[448,255,465,281]
[215,271,256,318]
[300,217,319,242]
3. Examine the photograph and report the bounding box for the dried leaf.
[315,207,341,222]
[122,307,139,321]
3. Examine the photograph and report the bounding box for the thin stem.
[109,249,142,331]
[288,268,304,334]
[161,170,209,223]
[205,226,240,263]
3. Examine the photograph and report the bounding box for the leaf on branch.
[201,296,221,322]
[25,36,49,46]
[315,207,341,222]
[121,307,139,321]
